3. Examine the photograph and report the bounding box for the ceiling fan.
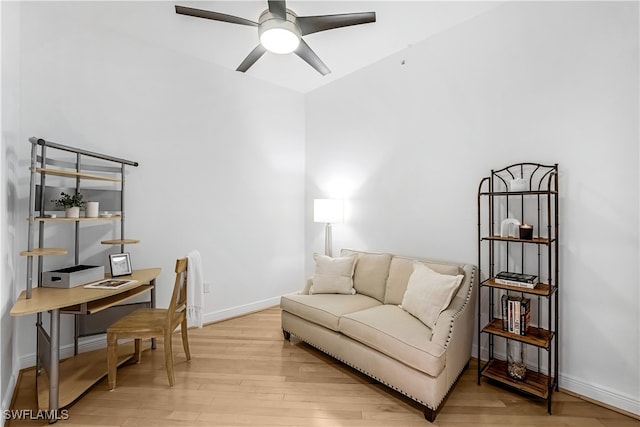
[175,1,376,75]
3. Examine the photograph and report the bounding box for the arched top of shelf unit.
[478,162,558,194]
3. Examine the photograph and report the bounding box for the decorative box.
[42,265,105,288]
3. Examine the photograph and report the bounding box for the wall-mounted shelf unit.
[477,162,559,414]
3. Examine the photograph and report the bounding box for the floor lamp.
[313,199,344,257]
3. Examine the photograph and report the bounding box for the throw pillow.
[310,254,357,295]
[400,262,464,328]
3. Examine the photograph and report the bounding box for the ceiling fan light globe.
[260,27,300,54]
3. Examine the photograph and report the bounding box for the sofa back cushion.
[340,249,392,302]
[400,263,464,329]
[384,256,462,305]
[310,253,357,295]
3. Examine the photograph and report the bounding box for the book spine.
[520,298,531,336]
[508,299,514,332]
[514,297,521,335]
[494,278,536,289]
[501,294,508,331]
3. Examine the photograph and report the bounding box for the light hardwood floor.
[8,307,639,426]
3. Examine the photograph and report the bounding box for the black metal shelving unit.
[476,162,559,414]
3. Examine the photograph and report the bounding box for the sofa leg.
[423,407,436,423]
[282,330,291,340]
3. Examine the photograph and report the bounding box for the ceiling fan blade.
[236,44,267,73]
[175,5,258,27]
[268,1,287,20]
[297,12,376,36]
[294,39,330,76]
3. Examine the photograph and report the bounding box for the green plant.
[51,192,86,209]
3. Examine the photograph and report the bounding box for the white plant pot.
[65,207,80,218]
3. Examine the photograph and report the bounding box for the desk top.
[11,268,161,316]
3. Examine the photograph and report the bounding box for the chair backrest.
[167,258,188,329]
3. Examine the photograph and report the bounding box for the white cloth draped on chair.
[186,249,204,328]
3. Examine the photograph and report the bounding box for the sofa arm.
[301,277,313,295]
[431,265,477,349]
[431,297,464,347]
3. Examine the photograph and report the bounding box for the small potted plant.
[51,192,86,218]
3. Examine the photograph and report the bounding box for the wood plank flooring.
[8,307,639,426]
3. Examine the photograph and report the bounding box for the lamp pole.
[324,222,333,257]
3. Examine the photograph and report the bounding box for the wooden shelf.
[482,235,553,245]
[481,358,552,399]
[36,342,137,410]
[33,167,121,182]
[32,215,121,222]
[101,239,140,245]
[482,278,556,297]
[62,284,153,314]
[20,248,68,256]
[482,319,554,350]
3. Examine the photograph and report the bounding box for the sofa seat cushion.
[338,304,446,377]
[280,294,381,332]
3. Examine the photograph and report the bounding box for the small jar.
[507,340,527,380]
[519,224,533,240]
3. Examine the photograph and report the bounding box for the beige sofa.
[280,249,477,422]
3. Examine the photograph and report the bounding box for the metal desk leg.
[49,308,60,419]
[150,278,157,350]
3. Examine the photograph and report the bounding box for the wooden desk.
[11,268,161,413]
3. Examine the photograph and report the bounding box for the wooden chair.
[107,258,191,390]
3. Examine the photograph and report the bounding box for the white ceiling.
[54,1,503,93]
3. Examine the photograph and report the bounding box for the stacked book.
[501,295,531,335]
[494,271,538,289]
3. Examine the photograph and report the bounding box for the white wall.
[1,0,22,414]
[305,1,639,415]
[12,1,306,364]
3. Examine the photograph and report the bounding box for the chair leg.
[181,319,191,361]
[107,332,117,391]
[164,331,175,387]
[134,338,142,363]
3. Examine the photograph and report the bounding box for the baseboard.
[203,296,281,325]
[559,372,640,418]
[472,344,640,417]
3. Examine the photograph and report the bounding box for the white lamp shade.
[314,199,344,224]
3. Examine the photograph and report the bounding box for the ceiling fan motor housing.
[258,9,301,54]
